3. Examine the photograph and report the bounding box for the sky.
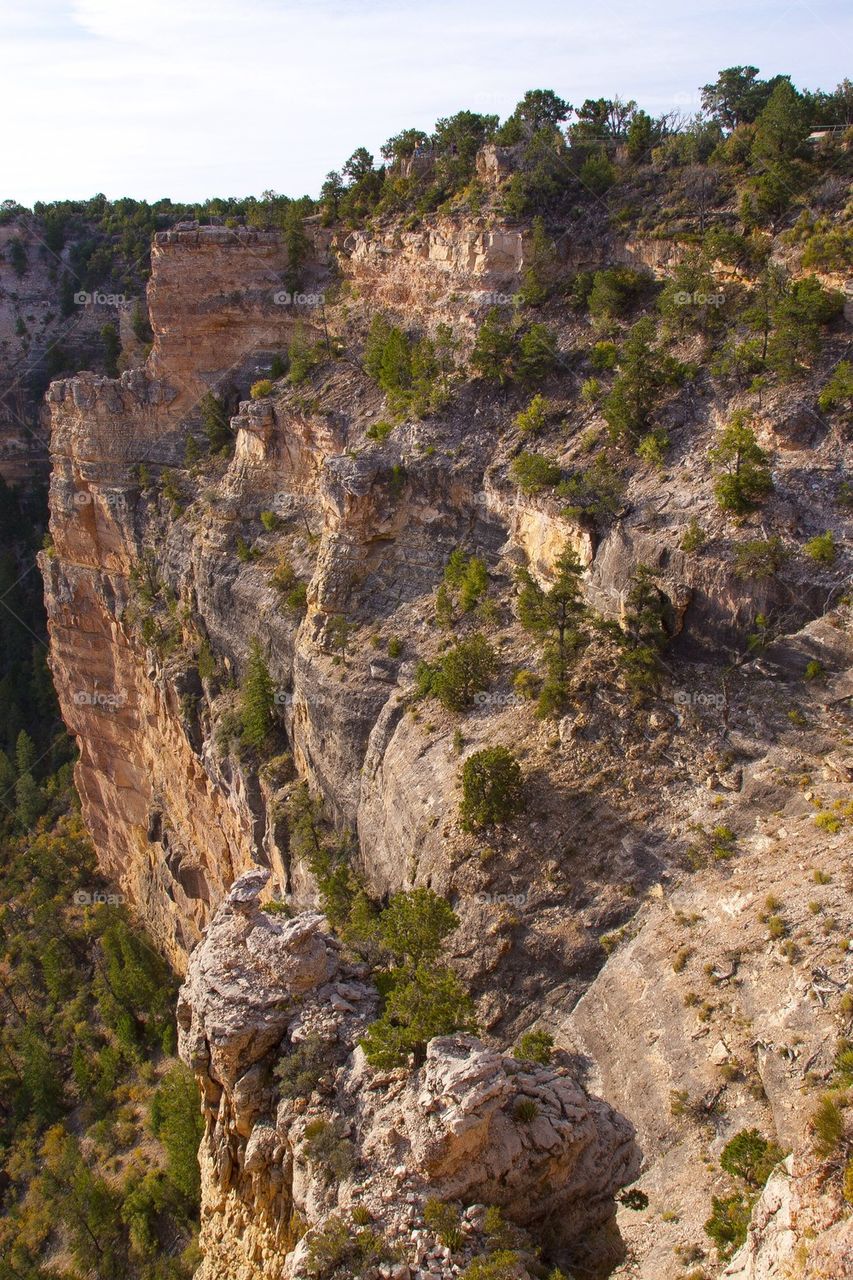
[1,0,850,207]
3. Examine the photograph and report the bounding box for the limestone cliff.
[40,200,852,1279]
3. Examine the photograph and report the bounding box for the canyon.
[33,184,852,1280]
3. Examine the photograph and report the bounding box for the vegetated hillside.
[32,65,853,1280]
[0,480,203,1280]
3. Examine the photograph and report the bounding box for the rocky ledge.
[178,869,640,1280]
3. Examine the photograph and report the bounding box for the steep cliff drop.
[40,202,852,1280]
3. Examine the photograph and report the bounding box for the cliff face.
[40,207,852,1279]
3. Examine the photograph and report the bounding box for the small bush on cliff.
[302,1117,356,1181]
[510,451,561,494]
[557,455,626,526]
[811,1095,845,1157]
[513,393,549,434]
[471,310,558,389]
[803,531,836,565]
[436,549,490,624]
[416,633,497,711]
[513,1029,554,1064]
[101,321,120,377]
[818,360,853,415]
[459,747,525,828]
[305,1214,391,1279]
[733,536,787,579]
[360,888,476,1069]
[587,265,651,323]
[250,378,273,399]
[705,1193,753,1260]
[275,1033,332,1100]
[709,412,773,513]
[460,1251,523,1280]
[720,1129,784,1187]
[240,639,275,748]
[360,964,476,1069]
[424,1198,464,1250]
[200,391,232,454]
[705,1128,786,1261]
[515,546,588,716]
[288,322,323,385]
[603,317,683,453]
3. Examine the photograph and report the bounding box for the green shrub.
[811,1095,845,1157]
[818,360,852,414]
[720,1129,784,1187]
[366,419,394,442]
[305,1214,389,1278]
[513,1098,538,1122]
[235,535,257,563]
[260,510,281,532]
[590,340,618,370]
[514,393,549,434]
[416,634,497,711]
[288,323,323,385]
[149,1063,204,1202]
[424,1198,463,1251]
[200,391,232,454]
[710,413,773,513]
[681,519,706,553]
[557,455,626,524]
[734,536,787,579]
[704,1193,752,1260]
[360,964,476,1069]
[803,531,836,565]
[579,153,617,194]
[250,379,274,399]
[581,377,601,404]
[240,639,275,748]
[513,1029,554,1064]
[302,1118,355,1181]
[285,582,308,614]
[510,451,561,494]
[588,266,650,322]
[275,1033,331,1100]
[461,1250,522,1280]
[460,746,525,828]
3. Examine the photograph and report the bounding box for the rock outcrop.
[178,869,640,1280]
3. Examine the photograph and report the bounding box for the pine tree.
[516,547,587,715]
[240,639,274,748]
[709,412,773,513]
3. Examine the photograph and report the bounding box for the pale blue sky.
[1,0,850,206]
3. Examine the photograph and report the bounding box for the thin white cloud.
[0,0,849,204]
